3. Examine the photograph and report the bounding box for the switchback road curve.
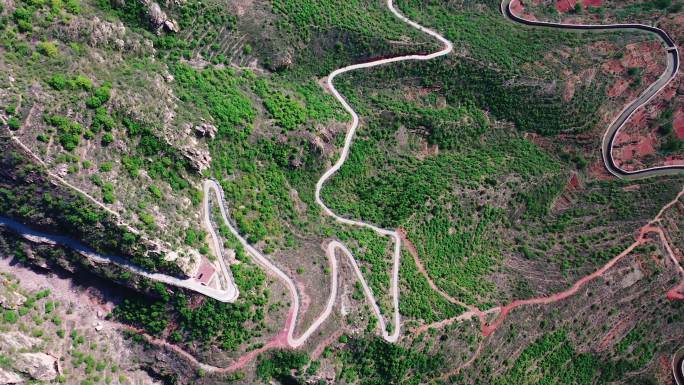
[502,0,684,178]
[3,0,683,359]
[1,0,455,347]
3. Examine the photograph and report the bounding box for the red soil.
[568,173,580,189]
[607,79,630,97]
[667,281,684,301]
[511,0,524,15]
[551,173,582,211]
[311,329,343,360]
[596,316,631,351]
[564,77,577,101]
[665,156,684,166]
[624,111,649,139]
[195,261,216,285]
[588,159,615,180]
[509,0,539,20]
[556,0,602,13]
[674,110,684,139]
[615,131,657,169]
[556,0,576,12]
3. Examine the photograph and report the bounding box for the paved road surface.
[3,0,682,352]
[502,0,684,178]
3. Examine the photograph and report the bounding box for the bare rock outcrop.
[14,353,58,381]
[0,288,26,310]
[180,146,211,172]
[0,368,24,384]
[142,0,179,33]
[0,332,42,351]
[165,247,201,278]
[55,16,152,54]
[195,122,217,139]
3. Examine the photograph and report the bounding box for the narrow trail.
[408,0,684,340]
[417,186,684,338]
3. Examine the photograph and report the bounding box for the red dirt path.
[414,187,684,338]
[667,281,684,300]
[555,0,602,12]
[480,226,650,336]
[597,316,632,351]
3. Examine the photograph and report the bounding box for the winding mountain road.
[503,0,683,178]
[314,0,453,342]
[2,0,684,363]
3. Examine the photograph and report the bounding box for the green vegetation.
[120,117,192,192]
[517,175,567,219]
[254,79,307,131]
[113,229,269,351]
[47,115,84,151]
[0,1,680,384]
[337,228,391,302]
[407,204,502,306]
[37,41,59,57]
[271,0,418,42]
[256,350,309,382]
[469,329,657,385]
[7,117,20,130]
[392,0,616,136]
[338,337,444,384]
[399,250,465,322]
[112,298,168,334]
[0,141,181,274]
[514,176,682,273]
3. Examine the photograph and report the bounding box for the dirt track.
[415,187,684,338]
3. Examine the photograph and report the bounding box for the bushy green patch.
[293,80,347,123]
[47,115,84,151]
[338,337,445,385]
[517,174,567,219]
[467,329,657,385]
[46,74,93,91]
[399,251,465,322]
[172,64,255,139]
[37,41,58,57]
[112,298,167,334]
[85,83,111,109]
[254,79,307,131]
[256,350,309,381]
[121,118,192,192]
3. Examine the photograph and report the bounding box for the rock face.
[142,0,179,32]
[0,368,24,384]
[0,288,26,309]
[14,353,58,381]
[0,332,42,350]
[195,122,217,139]
[180,147,212,172]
